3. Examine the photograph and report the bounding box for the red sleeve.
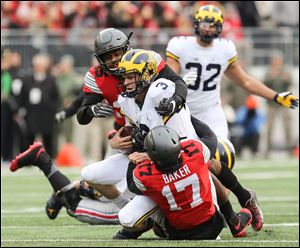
[83,67,103,94]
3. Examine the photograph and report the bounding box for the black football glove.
[155,95,184,116]
[90,102,114,118]
[78,180,102,199]
[131,126,149,152]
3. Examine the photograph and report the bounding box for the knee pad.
[75,198,119,225]
[118,207,135,228]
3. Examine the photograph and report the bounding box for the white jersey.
[166,36,237,114]
[118,78,198,141]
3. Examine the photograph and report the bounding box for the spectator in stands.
[19,53,59,157]
[234,95,266,157]
[53,54,81,147]
[271,2,299,27]
[8,51,28,154]
[1,50,14,161]
[106,2,135,28]
[264,53,294,158]
[234,1,260,27]
[221,3,244,41]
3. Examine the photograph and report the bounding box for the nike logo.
[48,208,55,215]
[233,219,241,230]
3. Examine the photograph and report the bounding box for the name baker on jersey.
[162,164,191,184]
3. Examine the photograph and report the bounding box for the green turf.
[1,159,299,247]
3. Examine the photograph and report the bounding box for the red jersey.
[83,51,166,127]
[133,139,215,230]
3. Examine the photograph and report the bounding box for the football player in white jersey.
[166,4,298,139]
[164,4,299,232]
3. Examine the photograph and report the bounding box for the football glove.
[55,111,66,123]
[274,92,299,109]
[90,102,114,118]
[183,71,198,86]
[78,180,102,199]
[156,95,184,116]
[131,126,149,152]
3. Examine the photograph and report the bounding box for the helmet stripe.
[218,139,232,169]
[215,148,221,161]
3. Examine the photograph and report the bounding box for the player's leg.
[10,142,81,218]
[75,198,119,224]
[114,195,161,239]
[211,154,263,232]
[81,153,131,209]
[211,174,252,238]
[211,124,263,232]
[194,105,263,232]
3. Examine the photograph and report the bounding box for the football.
[120,126,134,137]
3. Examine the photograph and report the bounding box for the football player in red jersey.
[115,126,252,240]
[131,126,225,240]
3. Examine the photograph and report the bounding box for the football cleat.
[10,142,47,172]
[152,222,168,238]
[244,189,263,231]
[113,218,154,240]
[45,194,63,220]
[228,208,252,238]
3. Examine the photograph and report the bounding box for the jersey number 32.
[186,63,221,91]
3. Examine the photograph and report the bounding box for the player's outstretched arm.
[225,60,299,109]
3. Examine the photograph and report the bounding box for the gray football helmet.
[93,28,131,74]
[144,126,182,173]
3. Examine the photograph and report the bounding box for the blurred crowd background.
[2,1,299,30]
[1,1,299,164]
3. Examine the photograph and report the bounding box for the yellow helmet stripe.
[166,51,180,62]
[196,5,223,23]
[131,50,145,63]
[134,205,160,226]
[215,148,221,161]
[219,139,232,169]
[119,50,149,74]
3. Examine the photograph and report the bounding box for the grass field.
[1,158,299,247]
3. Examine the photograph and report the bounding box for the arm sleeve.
[191,115,217,159]
[76,93,104,125]
[156,64,187,102]
[225,40,238,70]
[166,37,181,61]
[126,162,143,195]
